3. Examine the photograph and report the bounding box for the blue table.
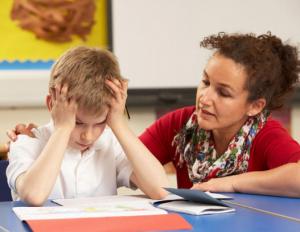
[224,192,300,220]
[1,194,300,232]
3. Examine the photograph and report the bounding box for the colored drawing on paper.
[0,0,108,65]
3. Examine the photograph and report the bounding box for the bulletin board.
[0,0,110,107]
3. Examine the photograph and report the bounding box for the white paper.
[13,201,167,221]
[52,195,151,207]
[205,192,233,200]
[157,200,235,216]
[151,190,234,216]
[151,192,232,204]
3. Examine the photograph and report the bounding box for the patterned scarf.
[172,110,269,183]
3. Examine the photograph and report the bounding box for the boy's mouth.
[76,142,91,148]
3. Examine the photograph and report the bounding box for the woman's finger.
[6,130,17,141]
[27,123,38,131]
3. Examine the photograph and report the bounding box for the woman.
[139,32,300,197]
[6,32,300,197]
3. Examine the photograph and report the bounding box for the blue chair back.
[0,160,12,201]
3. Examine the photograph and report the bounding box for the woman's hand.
[6,123,37,142]
[4,123,37,155]
[104,78,128,128]
[50,84,77,131]
[191,175,237,193]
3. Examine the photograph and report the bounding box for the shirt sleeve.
[6,135,44,195]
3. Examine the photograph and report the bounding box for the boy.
[7,46,168,206]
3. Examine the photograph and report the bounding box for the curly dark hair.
[200,32,300,110]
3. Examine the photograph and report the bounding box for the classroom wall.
[0,107,155,145]
[1,105,300,145]
[1,105,299,193]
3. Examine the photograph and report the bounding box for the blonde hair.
[49,46,122,114]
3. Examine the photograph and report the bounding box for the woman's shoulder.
[258,118,290,136]
[250,118,300,169]
[253,117,299,149]
[169,105,195,116]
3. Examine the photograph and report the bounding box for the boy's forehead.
[76,107,108,122]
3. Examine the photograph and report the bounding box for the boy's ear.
[247,98,266,117]
[46,95,52,111]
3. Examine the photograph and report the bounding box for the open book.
[12,195,193,232]
[153,188,235,216]
[13,196,167,221]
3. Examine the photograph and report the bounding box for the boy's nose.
[81,128,94,142]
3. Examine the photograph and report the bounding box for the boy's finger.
[61,84,69,95]
[105,79,118,93]
[55,84,61,101]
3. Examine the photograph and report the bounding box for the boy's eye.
[76,121,84,125]
[96,121,106,126]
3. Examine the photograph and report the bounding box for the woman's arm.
[105,79,169,199]
[192,160,300,197]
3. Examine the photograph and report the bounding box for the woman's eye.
[218,89,231,97]
[202,80,209,86]
[76,122,83,126]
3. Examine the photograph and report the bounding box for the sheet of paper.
[205,192,233,200]
[151,188,235,215]
[52,195,151,207]
[157,200,235,216]
[13,201,166,221]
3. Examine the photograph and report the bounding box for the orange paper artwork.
[11,0,96,43]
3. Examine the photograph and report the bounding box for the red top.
[139,106,300,188]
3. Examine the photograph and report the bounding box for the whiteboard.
[112,0,300,89]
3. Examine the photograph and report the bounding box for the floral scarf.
[172,111,269,183]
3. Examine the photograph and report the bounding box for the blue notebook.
[153,188,235,215]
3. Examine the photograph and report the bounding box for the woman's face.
[195,54,254,136]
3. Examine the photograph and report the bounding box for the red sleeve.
[139,106,195,165]
[248,118,300,171]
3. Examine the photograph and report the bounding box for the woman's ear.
[46,95,52,111]
[247,98,266,117]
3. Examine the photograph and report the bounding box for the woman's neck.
[212,117,248,156]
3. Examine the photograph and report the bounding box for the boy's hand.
[50,84,77,131]
[105,78,128,127]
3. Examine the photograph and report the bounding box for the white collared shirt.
[7,122,133,200]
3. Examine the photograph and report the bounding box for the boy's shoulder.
[9,123,52,156]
